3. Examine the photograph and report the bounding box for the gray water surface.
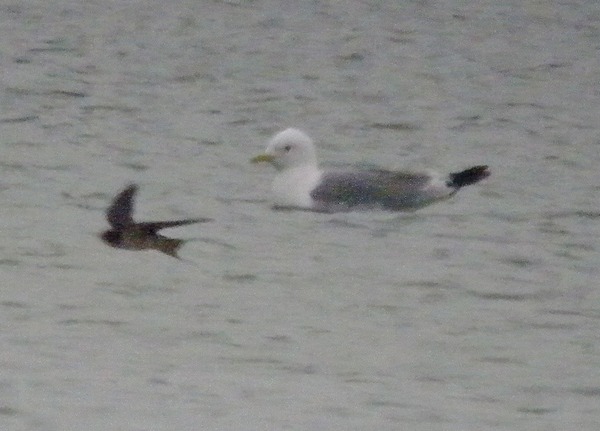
[1,1,599,430]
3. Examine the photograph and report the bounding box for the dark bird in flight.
[100,184,211,258]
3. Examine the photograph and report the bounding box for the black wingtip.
[448,165,490,188]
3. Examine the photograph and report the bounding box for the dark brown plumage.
[100,184,211,258]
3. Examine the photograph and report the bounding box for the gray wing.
[310,170,435,211]
[106,184,137,228]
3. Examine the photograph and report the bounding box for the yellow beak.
[251,154,275,163]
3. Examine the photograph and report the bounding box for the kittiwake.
[251,128,490,213]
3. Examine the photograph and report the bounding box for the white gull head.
[263,128,318,171]
[252,128,322,209]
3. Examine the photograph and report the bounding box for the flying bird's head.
[100,230,122,247]
[252,128,318,171]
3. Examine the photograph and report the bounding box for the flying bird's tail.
[448,165,490,189]
[155,237,185,258]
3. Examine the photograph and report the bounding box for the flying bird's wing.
[107,184,138,228]
[136,218,212,233]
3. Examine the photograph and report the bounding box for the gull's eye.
[284,145,292,152]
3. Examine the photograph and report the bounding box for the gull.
[252,128,490,213]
